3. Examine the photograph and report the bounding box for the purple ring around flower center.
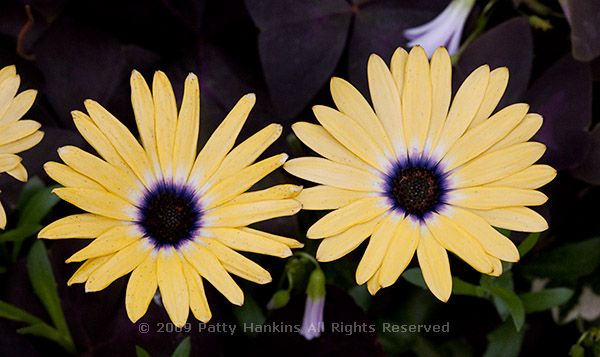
[384,155,449,220]
[136,180,203,249]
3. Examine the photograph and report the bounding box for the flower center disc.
[390,167,440,217]
[138,183,201,247]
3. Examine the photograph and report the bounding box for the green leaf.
[518,233,540,257]
[453,277,486,297]
[0,299,44,325]
[136,346,151,357]
[17,177,44,209]
[26,240,74,350]
[483,318,525,357]
[18,186,60,226]
[171,336,191,357]
[520,288,574,313]
[232,294,265,335]
[348,285,371,311]
[522,238,600,281]
[403,268,427,289]
[0,224,43,243]
[17,323,75,353]
[403,268,486,298]
[481,279,525,331]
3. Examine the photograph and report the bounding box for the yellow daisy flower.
[284,46,556,302]
[39,70,303,326]
[0,65,44,228]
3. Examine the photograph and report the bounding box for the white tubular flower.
[404,0,476,57]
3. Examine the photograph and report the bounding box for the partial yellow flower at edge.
[284,46,556,302]
[0,65,45,229]
[38,70,303,327]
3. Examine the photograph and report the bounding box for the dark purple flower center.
[386,160,447,218]
[138,181,202,248]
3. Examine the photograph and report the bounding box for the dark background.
[0,0,599,356]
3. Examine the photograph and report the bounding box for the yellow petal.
[174,73,200,181]
[379,217,419,288]
[417,225,452,302]
[0,130,43,154]
[470,67,510,127]
[225,184,302,206]
[442,206,520,262]
[204,238,272,284]
[72,111,139,181]
[488,256,503,277]
[390,47,408,97]
[284,157,383,192]
[44,162,105,191]
[85,239,152,292]
[402,46,431,154]
[427,213,493,274]
[448,142,546,188]
[130,70,159,174]
[152,71,178,176]
[240,227,303,249]
[368,54,406,158]
[203,199,301,228]
[125,252,158,322]
[66,225,141,262]
[444,103,529,171]
[0,120,41,146]
[0,89,36,125]
[316,215,382,261]
[0,65,16,86]
[470,207,548,232]
[39,214,120,239]
[181,259,211,322]
[291,122,372,172]
[188,94,255,187]
[330,77,393,155]
[0,202,6,229]
[182,242,244,305]
[356,213,402,285]
[425,47,451,152]
[295,185,370,210]
[53,187,137,221]
[204,227,292,258]
[488,113,543,152]
[202,154,288,209]
[307,197,389,238]
[449,187,548,210]
[58,146,141,202]
[157,249,189,327]
[486,164,556,189]
[0,153,21,172]
[312,105,388,172]
[433,65,490,158]
[84,100,154,186]
[67,255,112,286]
[7,163,27,182]
[207,124,282,186]
[0,74,20,118]
[367,269,382,296]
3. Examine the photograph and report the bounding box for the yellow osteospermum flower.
[39,70,303,326]
[0,65,44,228]
[284,46,556,302]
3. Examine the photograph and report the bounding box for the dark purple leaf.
[572,124,600,184]
[32,15,161,128]
[526,54,592,170]
[456,17,533,109]
[246,0,352,119]
[559,0,600,61]
[348,0,446,94]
